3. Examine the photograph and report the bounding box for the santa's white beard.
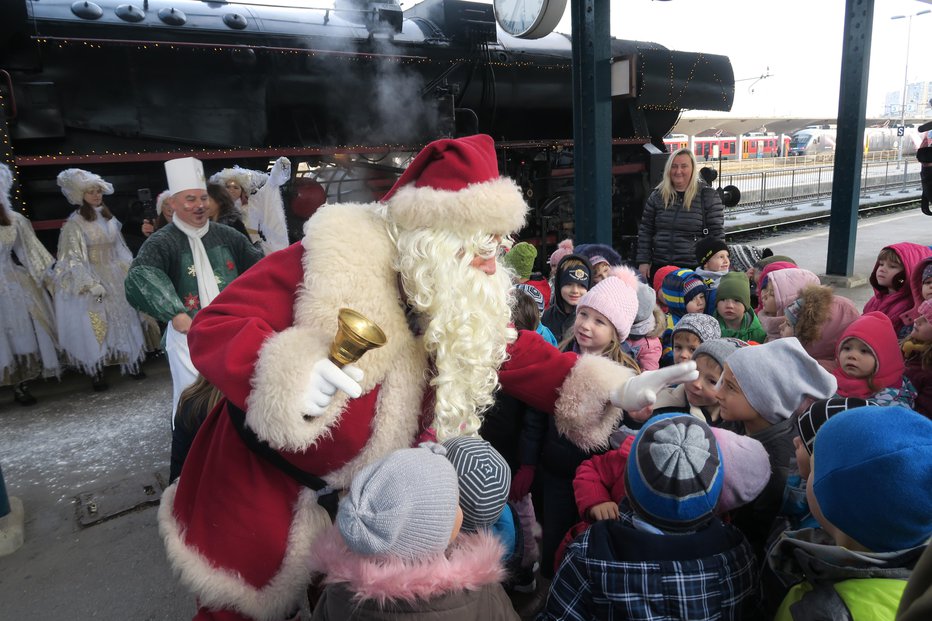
[393,229,517,441]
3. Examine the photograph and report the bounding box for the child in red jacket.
[832,311,916,407]
[552,425,770,568]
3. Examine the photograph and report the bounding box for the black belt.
[227,402,340,522]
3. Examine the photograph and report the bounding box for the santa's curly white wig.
[389,222,517,441]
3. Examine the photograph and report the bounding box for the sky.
[244,0,932,118]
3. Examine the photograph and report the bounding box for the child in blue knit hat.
[541,414,759,621]
[659,269,709,367]
[766,406,932,620]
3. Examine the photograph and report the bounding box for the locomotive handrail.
[31,35,428,61]
[0,70,16,121]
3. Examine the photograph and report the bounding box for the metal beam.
[571,0,612,245]
[826,0,874,276]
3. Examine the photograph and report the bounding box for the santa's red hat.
[381,134,527,236]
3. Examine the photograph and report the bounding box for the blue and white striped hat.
[442,436,511,532]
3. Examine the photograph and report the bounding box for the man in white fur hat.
[125,157,263,430]
[160,135,697,621]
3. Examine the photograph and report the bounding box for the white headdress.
[0,163,12,211]
[56,168,114,206]
[209,166,268,194]
[156,190,172,216]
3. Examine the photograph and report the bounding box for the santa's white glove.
[611,361,698,412]
[88,284,106,299]
[303,358,364,419]
[268,157,292,188]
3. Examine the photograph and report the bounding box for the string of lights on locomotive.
[1,0,735,254]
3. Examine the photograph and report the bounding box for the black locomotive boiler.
[0,0,735,256]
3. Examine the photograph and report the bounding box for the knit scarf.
[173,218,219,308]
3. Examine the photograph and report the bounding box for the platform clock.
[493,0,568,39]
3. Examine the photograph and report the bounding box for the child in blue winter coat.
[540,414,759,621]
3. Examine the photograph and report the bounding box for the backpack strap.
[227,402,339,523]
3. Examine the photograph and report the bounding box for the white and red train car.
[664,133,790,160]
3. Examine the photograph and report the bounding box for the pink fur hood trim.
[309,528,507,605]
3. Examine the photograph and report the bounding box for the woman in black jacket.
[636,148,724,280]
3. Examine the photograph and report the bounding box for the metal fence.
[722,159,923,216]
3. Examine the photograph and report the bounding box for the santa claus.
[159,134,696,620]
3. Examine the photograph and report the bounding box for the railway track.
[726,197,922,242]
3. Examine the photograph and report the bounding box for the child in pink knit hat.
[560,265,642,370]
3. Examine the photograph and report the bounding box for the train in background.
[787,124,922,157]
[664,132,790,160]
[0,0,734,260]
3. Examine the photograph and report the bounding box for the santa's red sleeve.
[573,435,635,516]
[500,330,635,452]
[188,243,305,410]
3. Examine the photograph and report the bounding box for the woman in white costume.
[0,164,59,405]
[51,168,147,390]
[209,156,291,254]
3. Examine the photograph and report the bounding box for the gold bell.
[328,308,387,367]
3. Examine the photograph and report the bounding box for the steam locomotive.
[0,0,735,257]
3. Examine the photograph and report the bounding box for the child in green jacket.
[714,272,767,343]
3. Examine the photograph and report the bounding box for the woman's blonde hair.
[559,325,641,373]
[656,148,699,210]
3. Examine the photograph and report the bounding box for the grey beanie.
[337,444,460,560]
[442,436,510,532]
[634,282,656,323]
[727,338,837,424]
[693,337,749,370]
[672,313,721,344]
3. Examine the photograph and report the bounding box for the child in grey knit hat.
[715,337,837,555]
[651,337,748,428]
[336,443,462,560]
[310,444,520,619]
[671,313,721,364]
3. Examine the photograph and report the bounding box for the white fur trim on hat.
[385,177,528,236]
[209,166,268,194]
[155,190,172,216]
[56,168,114,206]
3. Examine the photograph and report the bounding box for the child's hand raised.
[588,502,620,521]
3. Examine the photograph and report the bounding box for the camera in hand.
[134,188,156,222]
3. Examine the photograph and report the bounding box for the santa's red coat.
[159,203,631,621]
